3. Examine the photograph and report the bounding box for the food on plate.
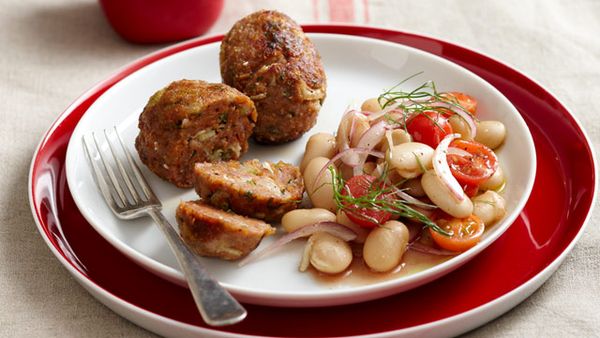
[472,190,506,225]
[386,142,434,179]
[421,169,473,218]
[238,221,356,268]
[241,76,508,275]
[135,79,257,188]
[194,159,304,222]
[302,156,337,212]
[220,10,326,144]
[281,208,336,233]
[428,215,484,252]
[406,111,453,148]
[474,120,506,149]
[480,166,505,191]
[299,132,337,172]
[176,200,275,260]
[402,177,426,197]
[300,232,353,274]
[362,220,410,272]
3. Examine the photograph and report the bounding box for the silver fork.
[82,127,247,327]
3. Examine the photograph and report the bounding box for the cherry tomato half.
[429,214,484,252]
[341,175,392,228]
[447,139,498,186]
[442,92,478,115]
[406,111,453,148]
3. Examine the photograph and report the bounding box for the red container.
[99,0,224,44]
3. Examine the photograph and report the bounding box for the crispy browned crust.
[176,200,275,260]
[194,160,304,221]
[135,79,257,187]
[220,10,326,144]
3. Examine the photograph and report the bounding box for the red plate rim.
[28,25,597,337]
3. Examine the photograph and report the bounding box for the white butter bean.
[304,157,337,212]
[373,109,405,126]
[387,142,434,179]
[300,133,337,173]
[379,129,412,152]
[336,112,370,149]
[281,208,337,233]
[480,166,505,191]
[421,170,473,218]
[448,114,474,140]
[350,121,371,148]
[472,191,506,226]
[302,232,353,274]
[361,97,382,113]
[475,120,506,149]
[363,220,409,272]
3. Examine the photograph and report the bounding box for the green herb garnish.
[413,152,427,173]
[328,166,451,236]
[376,73,476,132]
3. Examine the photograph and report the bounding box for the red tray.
[29,25,596,337]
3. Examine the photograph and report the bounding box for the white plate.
[65,33,535,307]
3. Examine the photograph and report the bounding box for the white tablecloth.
[1,0,598,336]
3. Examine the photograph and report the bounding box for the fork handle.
[147,208,247,326]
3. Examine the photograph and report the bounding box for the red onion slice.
[367,100,403,121]
[337,110,356,153]
[348,114,357,145]
[409,241,458,256]
[391,186,437,209]
[357,120,388,149]
[313,147,384,188]
[365,110,387,122]
[238,222,357,267]
[447,146,472,157]
[406,223,422,243]
[384,129,395,151]
[430,101,477,139]
[353,121,388,176]
[337,110,367,166]
[433,133,466,201]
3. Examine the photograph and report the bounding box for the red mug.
[99,0,224,44]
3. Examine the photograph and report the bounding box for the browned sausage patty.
[220,10,326,144]
[194,160,304,222]
[176,200,275,260]
[135,80,257,187]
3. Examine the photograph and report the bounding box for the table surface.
[2,0,599,337]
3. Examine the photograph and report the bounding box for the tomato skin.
[342,175,392,228]
[429,214,484,252]
[443,92,478,115]
[447,139,498,186]
[406,111,453,148]
[463,183,479,197]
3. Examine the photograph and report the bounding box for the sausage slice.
[194,160,304,221]
[176,200,275,260]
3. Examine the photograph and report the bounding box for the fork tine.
[114,127,160,204]
[82,134,124,210]
[92,131,129,207]
[104,128,141,203]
